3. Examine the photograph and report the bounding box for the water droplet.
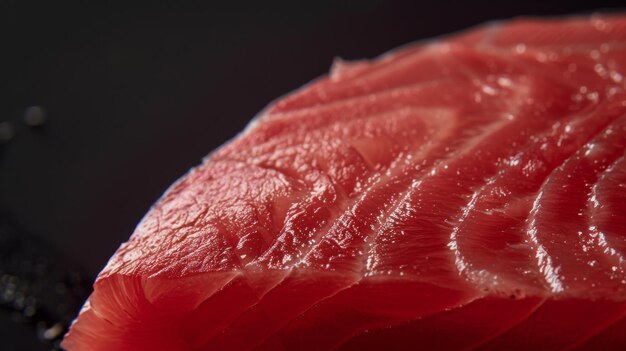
[481,85,497,95]
[590,50,601,60]
[607,86,620,97]
[600,43,611,53]
[42,323,63,340]
[473,92,482,103]
[592,17,609,32]
[587,92,599,102]
[23,305,36,317]
[536,52,547,62]
[610,71,623,83]
[0,121,14,144]
[23,106,46,127]
[497,77,512,87]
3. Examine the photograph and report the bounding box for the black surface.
[1,1,624,349]
[0,212,88,350]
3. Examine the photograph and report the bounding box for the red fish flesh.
[63,14,626,351]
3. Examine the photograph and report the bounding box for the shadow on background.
[0,1,624,349]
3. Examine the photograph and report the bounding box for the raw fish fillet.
[63,14,626,351]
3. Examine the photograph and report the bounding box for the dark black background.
[1,1,624,350]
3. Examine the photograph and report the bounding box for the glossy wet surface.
[64,14,626,351]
